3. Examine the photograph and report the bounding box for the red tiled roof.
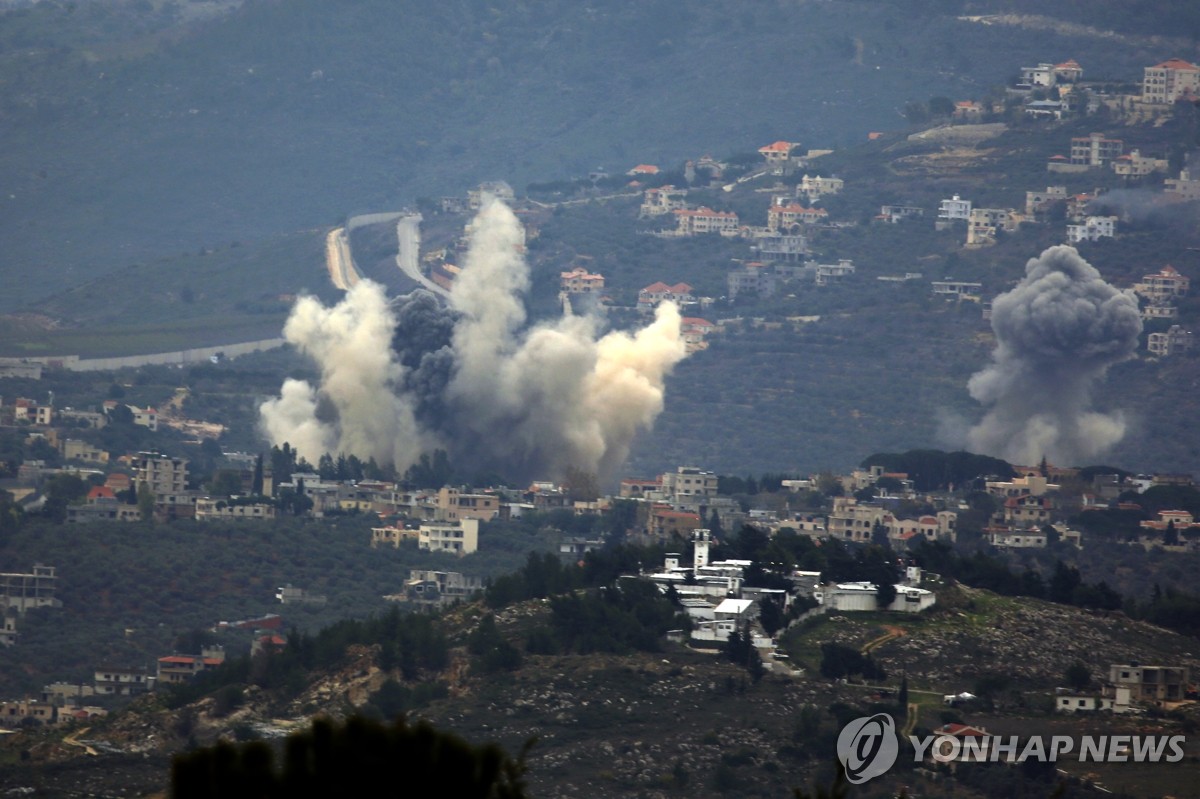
[1153,58,1200,71]
[681,317,713,327]
[641,281,671,293]
[629,164,660,174]
[87,486,116,500]
[759,141,795,153]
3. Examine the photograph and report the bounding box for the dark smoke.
[965,245,1142,466]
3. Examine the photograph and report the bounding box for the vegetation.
[171,715,530,799]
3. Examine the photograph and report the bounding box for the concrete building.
[0,564,60,613]
[1142,58,1200,104]
[559,267,605,295]
[1066,216,1116,243]
[1108,664,1190,705]
[673,207,739,236]
[937,194,972,222]
[436,486,501,522]
[132,452,189,496]
[660,466,718,504]
[156,647,225,686]
[1148,325,1194,357]
[639,185,688,217]
[1134,266,1189,303]
[1070,133,1123,167]
[418,518,480,556]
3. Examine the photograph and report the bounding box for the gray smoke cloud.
[260,198,690,480]
[965,245,1143,466]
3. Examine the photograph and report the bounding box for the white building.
[418,518,480,556]
[938,194,972,222]
[1066,216,1116,243]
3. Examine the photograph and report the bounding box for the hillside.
[6,585,1197,798]
[2,0,1195,310]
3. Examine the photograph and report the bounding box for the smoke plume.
[965,245,1142,466]
[260,198,689,480]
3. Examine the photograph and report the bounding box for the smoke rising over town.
[964,245,1143,466]
[260,199,689,480]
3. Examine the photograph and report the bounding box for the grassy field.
[0,313,289,358]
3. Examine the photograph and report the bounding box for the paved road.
[324,227,361,290]
[394,213,449,298]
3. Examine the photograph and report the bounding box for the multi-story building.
[1142,59,1200,104]
[371,524,419,548]
[659,466,718,504]
[728,263,775,300]
[767,202,828,231]
[94,666,153,696]
[1025,186,1068,216]
[937,194,972,222]
[156,647,225,686]
[673,206,739,236]
[1112,150,1168,177]
[436,487,501,522]
[132,452,188,496]
[390,569,485,608]
[194,498,276,521]
[797,174,843,203]
[1108,664,1190,705]
[0,564,59,613]
[879,205,925,224]
[753,233,808,261]
[559,267,605,295]
[418,519,480,556]
[1134,266,1189,302]
[1070,133,1123,167]
[827,497,889,543]
[1066,216,1116,243]
[639,185,688,217]
[1148,325,1194,357]
[813,259,855,286]
[967,208,1019,246]
[932,281,982,300]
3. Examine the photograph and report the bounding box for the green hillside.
[2,0,1194,309]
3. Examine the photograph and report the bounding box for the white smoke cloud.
[260,197,690,480]
[259,281,429,469]
[964,245,1142,466]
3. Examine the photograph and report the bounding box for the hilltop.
[2,0,1197,309]
[6,583,1197,798]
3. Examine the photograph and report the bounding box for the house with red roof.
[680,317,715,352]
[1135,265,1189,302]
[156,646,226,685]
[673,206,739,236]
[758,141,799,165]
[626,164,660,176]
[767,203,828,232]
[638,282,694,310]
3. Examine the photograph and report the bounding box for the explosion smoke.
[260,198,689,480]
[965,245,1142,466]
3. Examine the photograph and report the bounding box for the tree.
[928,96,956,117]
[137,480,156,521]
[171,715,530,799]
[1065,662,1091,691]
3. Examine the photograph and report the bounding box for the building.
[65,486,142,524]
[638,282,694,310]
[879,205,925,224]
[418,518,480,556]
[559,267,605,295]
[0,564,60,613]
[1025,186,1068,216]
[758,141,799,166]
[812,259,855,286]
[1070,133,1124,167]
[797,174,843,203]
[194,498,276,521]
[640,185,688,217]
[156,647,225,686]
[673,206,739,236]
[132,452,189,496]
[1066,216,1116,243]
[1148,325,1194,357]
[1108,664,1189,705]
[953,101,984,122]
[680,317,715,352]
[660,466,718,504]
[94,667,153,696]
[1165,157,1200,201]
[371,524,419,548]
[436,487,501,522]
[967,208,1020,246]
[1134,266,1189,302]
[827,497,888,543]
[1112,150,1168,177]
[767,203,828,232]
[728,263,775,300]
[937,195,972,223]
[753,233,808,262]
[467,181,515,209]
[1142,59,1200,104]
[388,569,484,608]
[932,281,982,300]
